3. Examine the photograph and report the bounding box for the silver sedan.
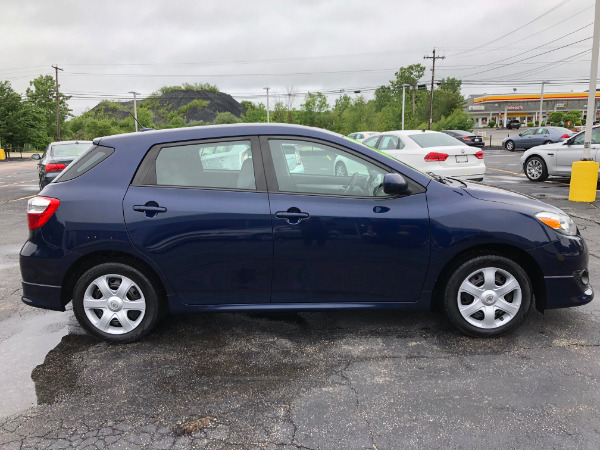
[520,127,600,181]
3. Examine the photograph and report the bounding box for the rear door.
[261,136,430,304]
[123,136,273,305]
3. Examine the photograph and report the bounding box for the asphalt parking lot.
[0,153,599,449]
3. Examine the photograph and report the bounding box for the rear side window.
[54,145,115,183]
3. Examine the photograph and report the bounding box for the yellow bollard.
[568,160,599,202]
[0,149,5,161]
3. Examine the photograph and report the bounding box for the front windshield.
[52,143,92,157]
[409,132,469,148]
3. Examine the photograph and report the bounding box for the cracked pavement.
[0,154,599,449]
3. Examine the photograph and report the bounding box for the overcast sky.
[1,0,596,115]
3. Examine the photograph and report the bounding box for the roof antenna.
[128,111,153,132]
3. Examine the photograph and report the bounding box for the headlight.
[535,211,577,236]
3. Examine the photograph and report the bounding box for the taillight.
[45,163,66,172]
[462,136,471,140]
[475,150,484,159]
[27,196,60,230]
[424,152,449,162]
[560,134,570,139]
[295,149,303,166]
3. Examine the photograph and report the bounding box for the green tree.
[25,75,71,140]
[565,110,582,127]
[438,77,462,94]
[299,92,329,127]
[9,103,49,148]
[0,81,23,146]
[391,64,426,113]
[241,102,268,122]
[432,109,475,132]
[548,111,566,126]
[213,112,242,124]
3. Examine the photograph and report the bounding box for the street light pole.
[569,0,600,202]
[51,65,63,141]
[402,84,409,130]
[264,87,270,123]
[129,91,140,132]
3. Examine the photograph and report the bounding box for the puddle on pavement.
[0,311,70,418]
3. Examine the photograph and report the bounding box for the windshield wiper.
[426,172,448,184]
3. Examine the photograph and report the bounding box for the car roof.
[95,124,344,148]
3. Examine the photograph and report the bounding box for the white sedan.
[521,126,600,182]
[357,130,486,181]
[347,131,379,142]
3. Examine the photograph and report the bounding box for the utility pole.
[402,84,409,130]
[129,91,140,131]
[264,87,270,123]
[52,65,63,140]
[424,49,445,130]
[538,81,546,126]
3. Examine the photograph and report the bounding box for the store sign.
[468,105,485,111]
[556,103,567,108]
[507,106,523,110]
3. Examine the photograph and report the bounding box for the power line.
[448,0,571,58]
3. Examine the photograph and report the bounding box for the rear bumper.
[22,282,64,311]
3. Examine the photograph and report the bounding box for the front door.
[261,137,430,304]
[556,128,600,175]
[123,137,273,305]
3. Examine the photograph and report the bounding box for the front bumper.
[527,235,594,309]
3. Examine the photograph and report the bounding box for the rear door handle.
[275,210,309,224]
[133,205,167,213]
[133,202,167,217]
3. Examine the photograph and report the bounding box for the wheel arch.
[60,250,169,310]
[431,243,546,313]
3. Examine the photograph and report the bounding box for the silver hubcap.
[506,142,514,150]
[457,267,522,329]
[526,159,543,179]
[83,274,146,335]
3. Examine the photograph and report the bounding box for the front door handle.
[275,208,309,224]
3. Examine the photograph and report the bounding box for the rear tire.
[443,255,532,337]
[505,140,515,151]
[73,263,163,343]
[335,162,348,177]
[543,140,553,145]
[525,156,548,182]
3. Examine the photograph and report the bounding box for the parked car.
[347,131,378,142]
[503,127,574,151]
[32,141,93,188]
[521,126,600,181]
[21,124,592,343]
[362,130,486,181]
[507,119,522,130]
[441,130,485,148]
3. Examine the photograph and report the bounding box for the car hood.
[461,181,564,214]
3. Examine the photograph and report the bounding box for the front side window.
[572,128,600,145]
[154,140,255,190]
[521,129,535,136]
[267,139,391,197]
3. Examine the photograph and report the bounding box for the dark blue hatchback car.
[20,124,593,343]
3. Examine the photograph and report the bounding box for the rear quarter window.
[54,145,115,183]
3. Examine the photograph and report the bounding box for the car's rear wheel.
[505,140,515,151]
[73,263,163,343]
[543,140,553,145]
[443,255,532,337]
[525,156,548,182]
[335,161,348,177]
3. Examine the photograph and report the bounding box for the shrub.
[178,99,209,115]
[488,120,496,128]
[527,122,534,127]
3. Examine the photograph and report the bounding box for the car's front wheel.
[335,161,348,177]
[443,255,532,337]
[524,156,548,182]
[505,140,515,151]
[73,263,164,343]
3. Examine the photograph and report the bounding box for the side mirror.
[383,173,409,195]
[518,133,522,137]
[31,153,41,160]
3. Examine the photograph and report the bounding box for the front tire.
[335,162,348,177]
[505,140,515,151]
[443,255,532,337]
[525,156,548,182]
[73,263,163,343]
